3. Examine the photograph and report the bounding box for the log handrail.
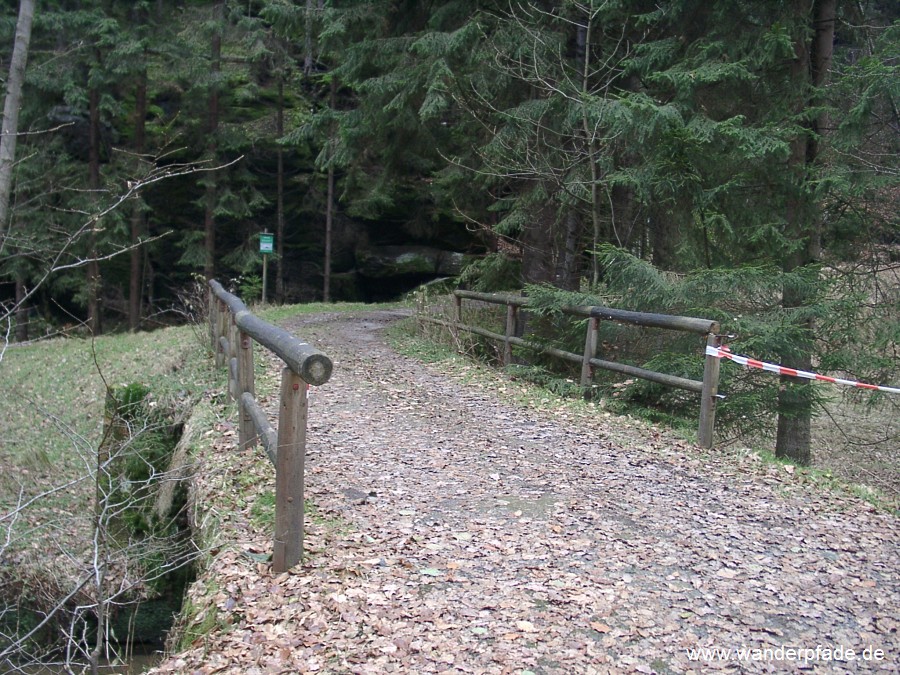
[453,289,718,334]
[209,279,332,385]
[420,290,722,448]
[208,280,332,572]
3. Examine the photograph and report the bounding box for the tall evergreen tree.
[300,1,478,235]
[443,0,638,287]
[204,0,224,280]
[260,0,308,303]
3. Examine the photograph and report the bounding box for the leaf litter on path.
[151,311,899,674]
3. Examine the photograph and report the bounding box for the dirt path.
[155,311,898,674]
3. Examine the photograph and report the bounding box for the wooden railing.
[208,280,333,572]
[418,290,722,448]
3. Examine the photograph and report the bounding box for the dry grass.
[813,393,899,499]
[0,325,216,590]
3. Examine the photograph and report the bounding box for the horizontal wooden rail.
[420,290,722,447]
[453,289,717,334]
[209,280,332,572]
[588,357,704,393]
[241,392,277,464]
[420,315,705,394]
[209,280,332,386]
[454,290,529,307]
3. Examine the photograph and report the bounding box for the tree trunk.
[204,0,223,281]
[576,11,604,287]
[324,166,334,302]
[14,275,27,342]
[129,74,147,331]
[610,181,640,249]
[521,204,556,287]
[323,77,336,302]
[144,247,154,310]
[775,0,835,465]
[87,83,102,335]
[0,0,34,238]
[607,74,644,254]
[805,0,835,264]
[555,210,582,291]
[275,76,285,304]
[304,0,315,76]
[649,201,679,271]
[0,1,35,345]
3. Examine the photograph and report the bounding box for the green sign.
[260,233,274,254]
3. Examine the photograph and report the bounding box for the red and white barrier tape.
[706,346,900,395]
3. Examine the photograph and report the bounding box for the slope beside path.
[152,310,898,674]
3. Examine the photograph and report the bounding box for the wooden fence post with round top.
[273,368,308,573]
[698,332,722,449]
[208,280,332,572]
[580,317,599,388]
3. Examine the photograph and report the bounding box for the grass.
[0,324,219,561]
[255,300,403,324]
[386,317,464,364]
[249,490,276,529]
[1,327,214,473]
[0,298,397,660]
[730,445,899,514]
[0,300,370,559]
[0,322,226,664]
[387,316,628,426]
[174,581,229,653]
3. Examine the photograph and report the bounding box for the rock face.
[355,245,466,279]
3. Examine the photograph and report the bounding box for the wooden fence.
[418,290,722,448]
[208,280,333,572]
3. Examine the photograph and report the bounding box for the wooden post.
[229,313,240,360]
[229,315,240,386]
[215,300,227,368]
[228,357,239,401]
[228,315,241,402]
[273,367,308,573]
[208,289,217,354]
[503,304,517,367]
[698,333,722,449]
[262,253,268,305]
[451,293,463,347]
[237,331,256,449]
[580,317,599,387]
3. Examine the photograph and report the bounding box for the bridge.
[151,291,899,673]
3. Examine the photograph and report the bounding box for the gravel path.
[155,311,899,674]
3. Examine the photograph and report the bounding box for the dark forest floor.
[150,311,898,674]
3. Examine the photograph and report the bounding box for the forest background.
[0,1,897,668]
[0,0,897,466]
